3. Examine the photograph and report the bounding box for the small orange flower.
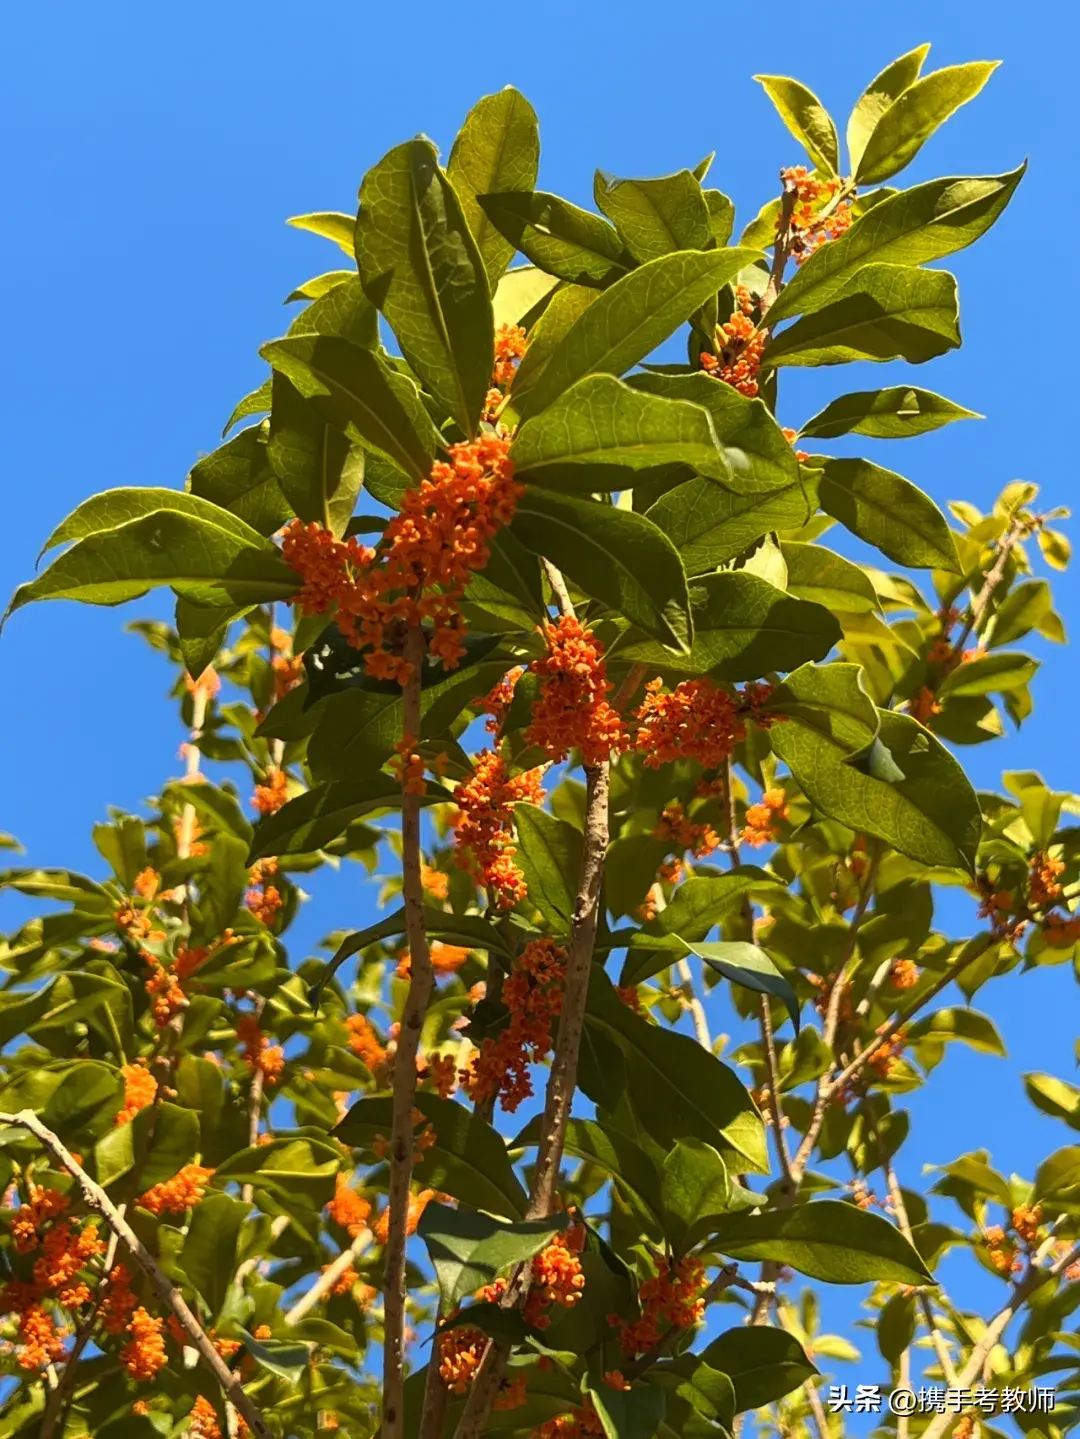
[189,1395,223,1439]
[116,1061,158,1126]
[121,1307,167,1381]
[740,787,790,848]
[611,1253,707,1356]
[252,768,288,816]
[345,1012,388,1072]
[462,938,566,1113]
[699,287,766,396]
[525,615,626,766]
[451,751,545,909]
[326,1175,372,1238]
[236,1014,285,1086]
[138,1164,214,1217]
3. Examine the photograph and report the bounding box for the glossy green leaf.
[214,1137,340,1210]
[877,1292,917,1365]
[705,1200,932,1283]
[1025,1074,1080,1131]
[855,62,1000,184]
[510,489,691,651]
[761,661,880,752]
[661,1139,731,1254]
[647,474,818,576]
[646,1354,734,1431]
[613,571,840,679]
[286,273,380,348]
[768,167,1023,323]
[584,970,768,1174]
[513,247,760,419]
[513,804,582,932]
[764,265,960,368]
[448,87,540,287]
[511,1116,664,1233]
[683,941,801,1032]
[906,1007,1006,1056]
[754,75,840,174]
[38,486,271,558]
[704,189,735,246]
[702,1326,817,1412]
[594,167,712,262]
[189,427,293,536]
[586,1377,666,1439]
[286,211,356,256]
[938,651,1038,699]
[337,1092,528,1217]
[781,542,879,613]
[248,779,451,862]
[223,380,273,437]
[284,269,356,304]
[847,45,932,173]
[510,285,600,402]
[97,1102,199,1192]
[356,138,493,435]
[480,190,631,289]
[511,374,731,487]
[817,457,960,572]
[181,1193,252,1316]
[799,386,980,440]
[175,597,242,680]
[990,580,1053,648]
[267,373,364,537]
[771,706,981,873]
[493,265,562,329]
[260,334,438,486]
[418,1203,566,1312]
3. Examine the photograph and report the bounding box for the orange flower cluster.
[1012,1203,1043,1246]
[421,1052,458,1099]
[475,666,525,735]
[525,615,626,766]
[493,324,528,391]
[910,686,943,724]
[138,1164,214,1217]
[396,941,470,981]
[188,1396,223,1439]
[616,984,641,1012]
[11,1185,69,1253]
[391,734,427,796]
[252,768,288,816]
[438,1327,486,1393]
[867,1025,906,1080]
[1029,852,1065,912]
[270,626,305,702]
[116,1061,158,1126]
[983,1225,1022,1277]
[133,867,159,900]
[100,1264,139,1334]
[421,864,450,900]
[1044,911,1080,948]
[345,1012,388,1072]
[282,434,523,682]
[532,1401,605,1439]
[610,1253,707,1355]
[326,1175,372,1237]
[780,166,853,265]
[779,426,810,464]
[246,858,284,926]
[121,1307,167,1381]
[635,678,778,771]
[185,666,222,701]
[522,1226,587,1327]
[237,1014,285,1085]
[741,787,790,848]
[654,802,720,859]
[451,750,545,908]
[462,938,566,1112]
[33,1220,105,1307]
[0,1285,68,1372]
[699,287,766,397]
[889,958,920,990]
[975,876,1018,937]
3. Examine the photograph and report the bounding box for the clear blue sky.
[3,0,1079,1412]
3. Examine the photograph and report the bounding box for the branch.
[383,625,436,1439]
[648,883,711,1052]
[0,1110,273,1439]
[285,1231,372,1326]
[758,996,794,1190]
[759,173,800,322]
[884,1165,957,1385]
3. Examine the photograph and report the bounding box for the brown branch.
[758,996,794,1190]
[419,1304,451,1439]
[285,1231,372,1326]
[540,558,576,620]
[759,174,800,322]
[884,1165,957,1385]
[383,624,436,1439]
[0,1110,273,1439]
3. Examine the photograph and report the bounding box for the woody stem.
[0,1110,273,1439]
[383,625,436,1439]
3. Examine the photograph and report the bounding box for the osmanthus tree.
[1,39,1078,1439]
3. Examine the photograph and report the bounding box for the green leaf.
[990,580,1053,648]
[770,707,981,874]
[647,1355,734,1431]
[594,168,712,263]
[648,475,818,577]
[38,485,272,559]
[8,507,296,622]
[661,1139,731,1255]
[816,457,960,572]
[417,1203,566,1311]
[510,375,732,487]
[287,273,380,348]
[767,167,1023,323]
[764,265,961,368]
[260,334,438,486]
[1025,1073,1080,1131]
[760,662,880,753]
[704,189,736,247]
[181,1193,252,1316]
[855,62,1001,184]
[513,804,582,932]
[781,542,878,614]
[510,489,691,652]
[1032,1146,1080,1203]
[847,45,932,174]
[493,265,562,329]
[799,386,980,440]
[702,1326,817,1412]
[584,970,768,1174]
[337,1092,529,1217]
[513,247,761,419]
[877,1292,917,1365]
[682,941,801,1033]
[214,1137,340,1210]
[705,1200,932,1284]
[511,1116,664,1234]
[266,373,365,537]
[354,142,493,434]
[754,75,840,174]
[175,597,241,680]
[937,651,1038,699]
[628,372,801,492]
[284,269,356,304]
[586,1377,666,1439]
[189,427,293,536]
[479,190,631,289]
[448,87,540,287]
[510,285,601,403]
[239,1329,313,1383]
[906,1007,1006,1056]
[223,379,273,436]
[248,779,449,862]
[613,571,840,680]
[286,211,356,256]
[96,1102,199,1192]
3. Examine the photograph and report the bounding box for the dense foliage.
[1,42,1076,1439]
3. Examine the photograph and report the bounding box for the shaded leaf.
[417,1203,566,1311]
[249,779,450,862]
[702,1326,817,1412]
[704,1200,932,1283]
[594,167,712,262]
[682,940,801,1032]
[816,457,960,572]
[479,190,631,289]
[799,386,979,440]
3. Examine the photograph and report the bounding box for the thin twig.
[285,1232,372,1325]
[884,1165,958,1385]
[0,1110,273,1439]
[648,883,711,1051]
[419,1303,451,1439]
[383,625,436,1439]
[759,173,800,321]
[758,996,794,1189]
[540,558,576,620]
